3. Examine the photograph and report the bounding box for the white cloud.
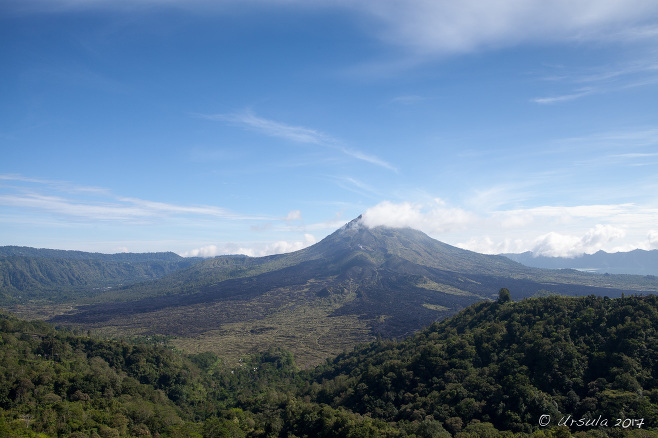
[181,245,219,258]
[252,233,318,256]
[284,210,302,221]
[361,200,476,234]
[458,236,528,255]
[530,224,626,257]
[363,199,658,258]
[648,230,658,249]
[581,224,626,248]
[528,232,582,257]
[349,0,658,55]
[457,225,630,257]
[182,233,317,258]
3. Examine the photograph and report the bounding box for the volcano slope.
[50,217,658,365]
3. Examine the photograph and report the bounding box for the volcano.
[49,216,655,364]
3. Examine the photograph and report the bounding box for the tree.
[497,288,511,304]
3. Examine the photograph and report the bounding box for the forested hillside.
[2,294,658,437]
[0,309,305,437]
[0,247,202,305]
[309,292,658,436]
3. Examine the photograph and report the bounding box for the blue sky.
[2,0,658,257]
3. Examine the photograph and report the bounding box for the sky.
[1,0,658,258]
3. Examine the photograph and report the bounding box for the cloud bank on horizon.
[361,200,658,258]
[2,1,658,258]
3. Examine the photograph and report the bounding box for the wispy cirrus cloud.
[0,174,262,223]
[613,152,658,159]
[532,88,594,104]
[0,192,256,222]
[331,175,381,198]
[551,127,658,170]
[339,148,396,171]
[533,59,658,104]
[560,128,658,147]
[209,110,332,145]
[0,174,111,196]
[201,110,397,172]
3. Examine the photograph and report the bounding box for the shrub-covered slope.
[308,293,658,435]
[3,294,658,437]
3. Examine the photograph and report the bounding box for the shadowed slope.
[39,217,658,364]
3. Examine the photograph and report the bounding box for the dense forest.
[2,293,658,437]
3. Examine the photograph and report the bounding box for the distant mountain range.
[2,218,658,364]
[501,249,658,276]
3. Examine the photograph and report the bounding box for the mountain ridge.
[37,217,658,365]
[0,246,204,306]
[0,245,188,262]
[502,248,658,275]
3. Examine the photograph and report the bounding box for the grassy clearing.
[416,279,474,296]
[6,303,78,321]
[422,303,450,311]
[169,286,372,367]
[172,308,371,368]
